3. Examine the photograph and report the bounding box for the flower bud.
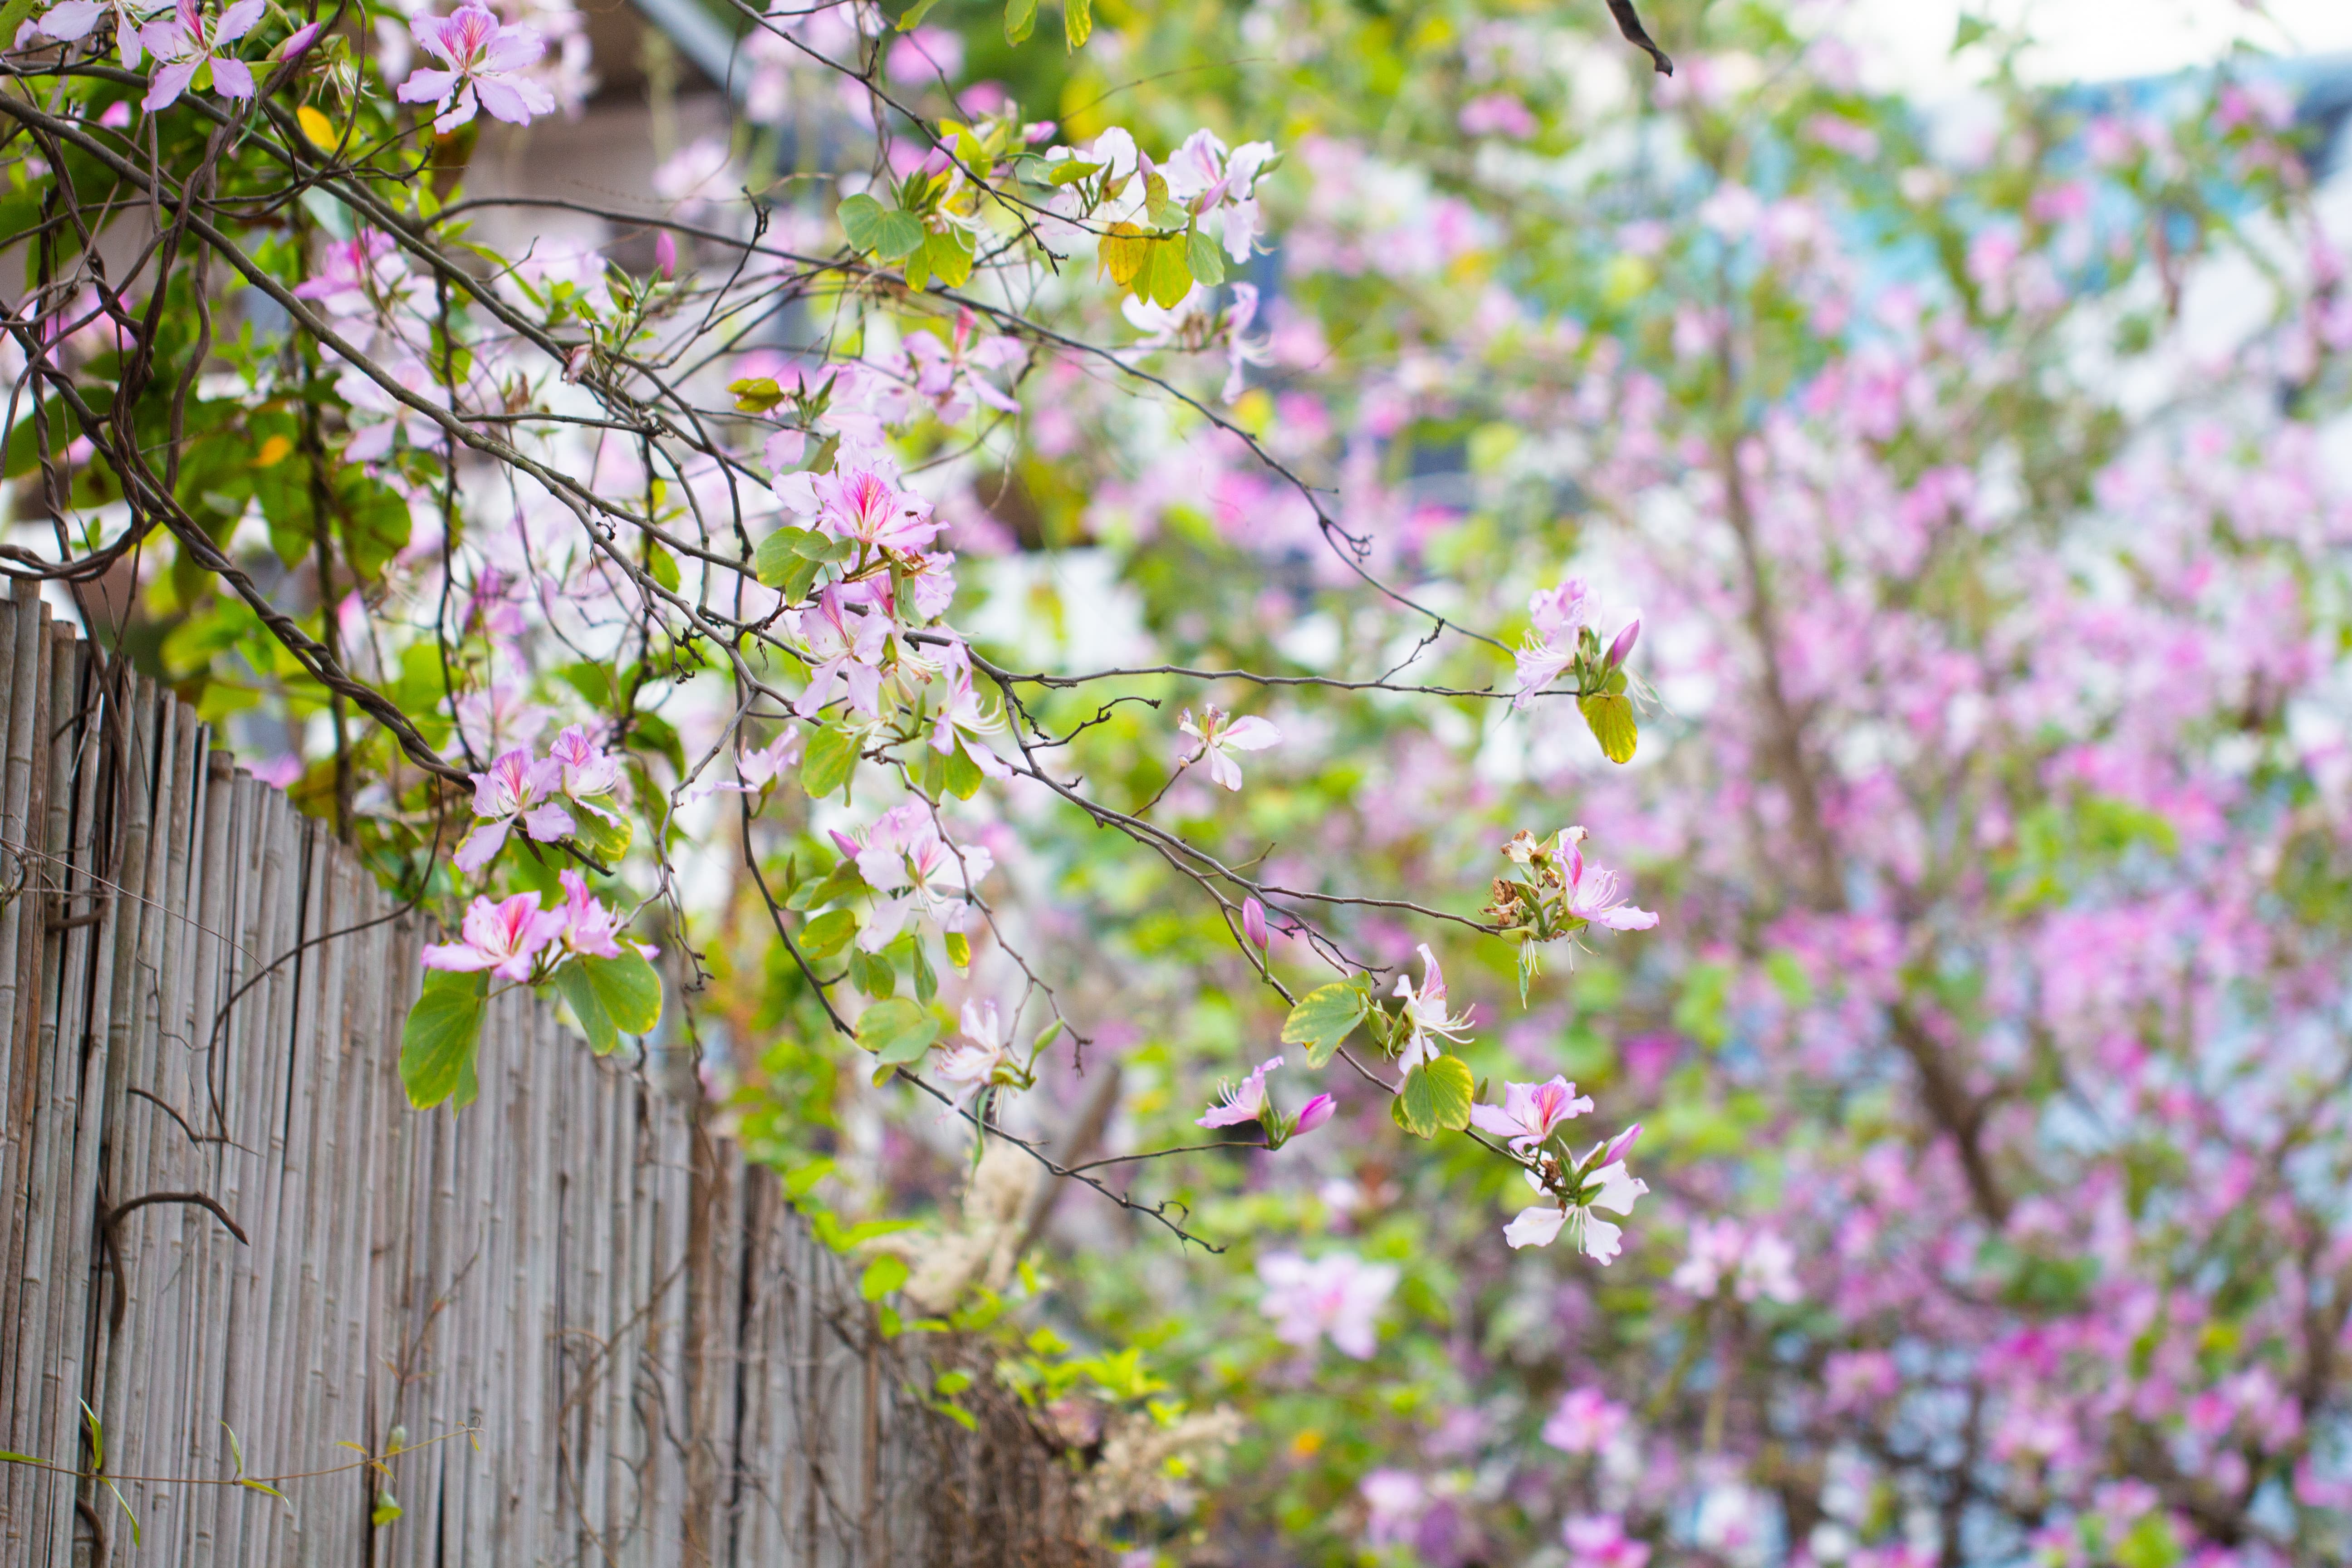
[276,20,322,60]
[1600,1122,1643,1166]
[1243,895,1269,950]
[654,230,677,280]
[1294,1093,1338,1137]
[918,145,953,178]
[1606,618,1640,668]
[829,829,861,861]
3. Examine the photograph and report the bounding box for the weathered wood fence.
[0,583,1094,1566]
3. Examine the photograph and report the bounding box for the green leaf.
[923,228,976,289]
[852,946,897,1000]
[645,542,681,593]
[1003,0,1035,41]
[1394,1055,1474,1139]
[860,1253,910,1301]
[1578,693,1638,764]
[856,997,940,1065]
[571,809,632,864]
[944,930,971,969]
[1281,979,1368,1068]
[1062,0,1089,49]
[0,0,41,50]
[874,210,927,263]
[1186,227,1227,289]
[1146,236,1192,308]
[1042,157,1101,187]
[942,741,984,800]
[0,1451,43,1465]
[801,724,861,799]
[729,376,786,413]
[554,962,617,1054]
[373,1491,404,1528]
[837,193,888,252]
[581,950,662,1035]
[897,0,941,27]
[400,969,486,1109]
[800,907,858,960]
[787,858,865,911]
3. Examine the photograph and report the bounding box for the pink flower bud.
[830,829,861,861]
[654,230,677,280]
[1243,895,1268,950]
[275,20,322,60]
[1023,120,1056,144]
[1606,618,1640,668]
[1601,1122,1643,1166]
[1294,1093,1338,1137]
[918,145,953,177]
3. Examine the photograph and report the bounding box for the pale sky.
[1835,0,2352,95]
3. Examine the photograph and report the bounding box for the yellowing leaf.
[255,434,293,468]
[1098,222,1149,288]
[296,105,337,149]
[1578,693,1638,764]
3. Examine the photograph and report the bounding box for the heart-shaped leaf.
[400,969,486,1109]
[1578,693,1638,764]
[799,907,858,960]
[801,724,861,799]
[1393,1054,1475,1139]
[1281,978,1368,1068]
[1186,226,1227,289]
[582,950,663,1035]
[856,997,940,1065]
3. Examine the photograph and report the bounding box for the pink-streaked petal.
[212,0,262,39]
[141,55,197,109]
[452,817,511,874]
[1195,1102,1263,1130]
[207,54,254,98]
[395,66,455,104]
[521,801,576,842]
[473,73,554,123]
[479,26,545,72]
[1220,715,1281,750]
[1593,906,1659,931]
[37,1,103,41]
[1467,1103,1521,1139]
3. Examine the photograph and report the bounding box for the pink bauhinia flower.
[1176,702,1280,791]
[1469,1075,1594,1152]
[1561,834,1658,931]
[789,585,889,719]
[138,0,265,111]
[1543,1387,1631,1455]
[1257,1250,1397,1360]
[547,723,623,823]
[774,459,940,554]
[933,999,1011,1110]
[421,891,565,982]
[900,308,1024,423]
[1391,942,1474,1068]
[396,3,555,134]
[1198,1054,1282,1129]
[554,869,627,960]
[453,746,571,873]
[853,803,993,950]
[1504,1137,1649,1259]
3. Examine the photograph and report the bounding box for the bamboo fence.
[0,583,1096,1567]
